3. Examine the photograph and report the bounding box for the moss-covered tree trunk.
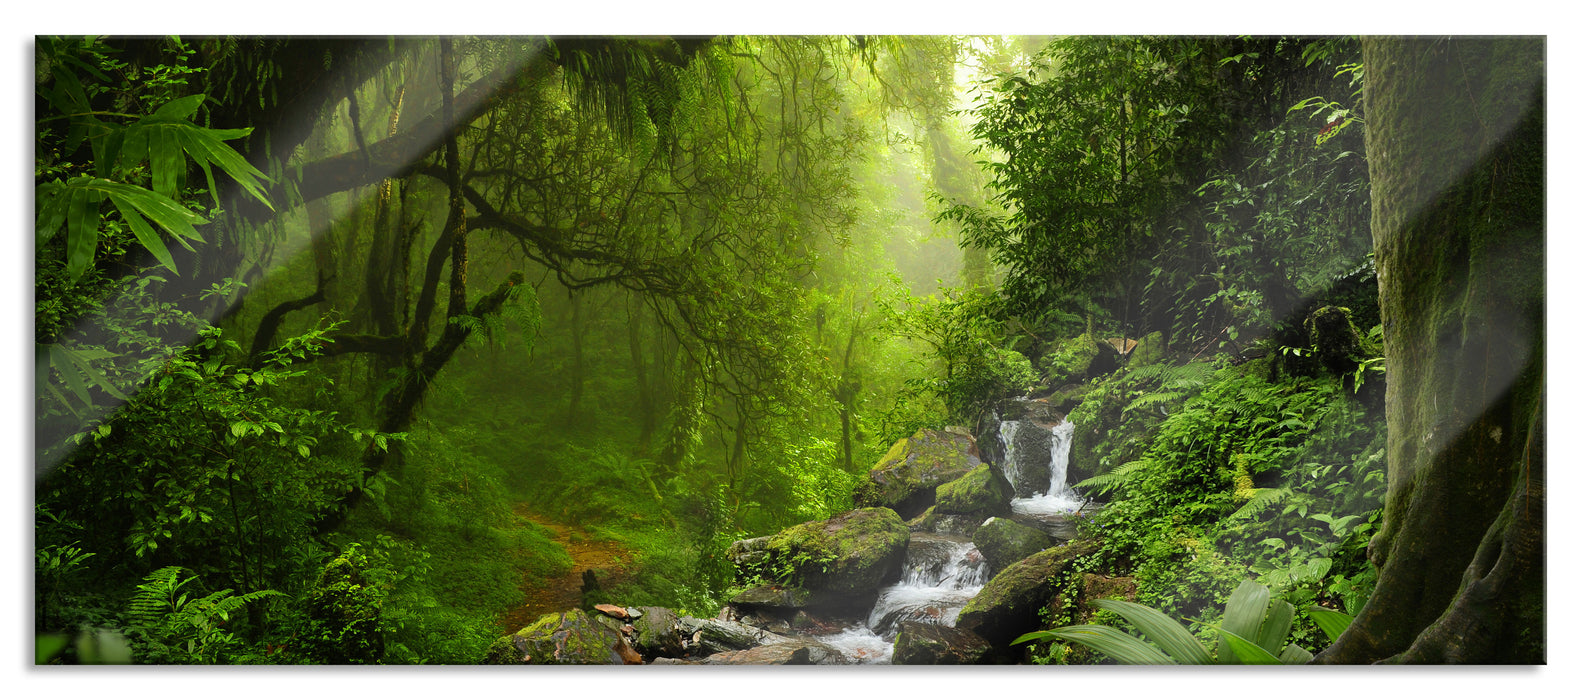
[1314,37,1544,664]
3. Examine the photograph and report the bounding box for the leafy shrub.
[301,544,384,664]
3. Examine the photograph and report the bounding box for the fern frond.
[1230,487,1293,520]
[1124,390,1185,414]
[1074,459,1150,494]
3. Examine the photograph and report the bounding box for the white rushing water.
[815,533,990,664]
[997,419,1022,488]
[1009,421,1085,516]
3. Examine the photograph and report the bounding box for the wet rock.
[1075,573,1138,620]
[482,609,641,665]
[761,507,910,615]
[907,506,985,537]
[934,464,1013,521]
[700,642,814,665]
[1003,421,1054,497]
[892,621,991,665]
[972,517,1055,576]
[956,539,1099,646]
[699,640,846,665]
[678,617,789,656]
[853,428,983,519]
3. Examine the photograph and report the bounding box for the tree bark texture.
[1313,36,1544,664]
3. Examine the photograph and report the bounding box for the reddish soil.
[496,503,633,634]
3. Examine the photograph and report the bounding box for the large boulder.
[934,464,1013,521]
[892,621,992,665]
[482,609,641,665]
[760,507,911,614]
[678,616,789,657]
[956,540,1099,646]
[854,428,983,519]
[629,606,685,660]
[972,517,1055,576]
[998,419,1055,497]
[698,640,846,665]
[904,506,983,537]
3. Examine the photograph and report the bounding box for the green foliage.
[1061,346,1384,639]
[300,544,384,664]
[123,566,281,664]
[949,36,1233,315]
[1018,580,1327,664]
[883,285,1036,424]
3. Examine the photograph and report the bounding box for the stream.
[814,417,1084,664]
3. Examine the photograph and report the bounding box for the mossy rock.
[482,609,638,665]
[629,606,684,660]
[972,517,1055,576]
[1305,305,1364,374]
[853,428,983,519]
[934,464,1013,520]
[726,535,773,583]
[1038,333,1104,384]
[1128,331,1167,367]
[729,585,812,611]
[764,507,910,612]
[956,539,1099,646]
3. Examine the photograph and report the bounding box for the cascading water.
[1010,421,1084,516]
[811,419,1081,664]
[815,532,990,664]
[997,420,1022,488]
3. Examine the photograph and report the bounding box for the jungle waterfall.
[817,419,1083,664]
[1011,421,1083,517]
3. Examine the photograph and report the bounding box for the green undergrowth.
[1046,350,1385,658]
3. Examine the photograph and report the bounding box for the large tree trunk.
[1313,36,1544,665]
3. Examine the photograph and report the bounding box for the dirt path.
[497,503,634,634]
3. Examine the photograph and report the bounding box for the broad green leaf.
[179,125,273,209]
[108,196,176,274]
[1216,579,1270,664]
[1093,599,1213,664]
[1213,626,1284,664]
[1306,606,1354,644]
[64,184,102,280]
[148,124,181,200]
[151,93,206,121]
[58,345,128,401]
[1253,599,1295,655]
[49,345,92,406]
[1037,625,1177,665]
[1279,644,1314,664]
[83,179,206,243]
